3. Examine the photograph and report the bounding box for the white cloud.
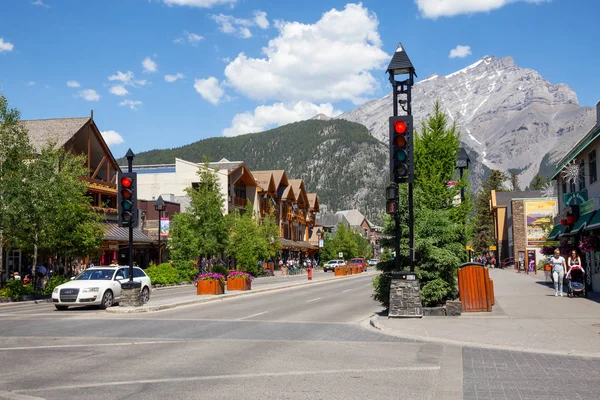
[223,101,342,137]
[163,0,237,8]
[75,89,100,102]
[119,99,143,110]
[211,14,255,38]
[142,56,158,73]
[66,80,80,88]
[101,130,125,146]
[108,71,147,87]
[253,11,269,29]
[415,0,549,19]
[174,31,204,46]
[223,3,389,104]
[27,81,36,86]
[194,77,224,105]
[165,73,185,83]
[32,0,50,7]
[449,45,472,58]
[109,85,129,96]
[0,38,14,53]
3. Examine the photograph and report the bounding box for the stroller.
[566,265,587,298]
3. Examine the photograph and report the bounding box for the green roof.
[585,211,600,231]
[547,224,567,240]
[567,211,596,235]
[552,125,600,180]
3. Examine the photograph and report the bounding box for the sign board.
[466,246,473,251]
[563,189,588,207]
[489,246,497,251]
[525,200,557,246]
[338,252,343,258]
[160,218,170,237]
[580,199,595,215]
[318,239,324,248]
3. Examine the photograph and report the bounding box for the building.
[551,100,600,291]
[490,190,557,268]
[2,113,154,279]
[335,209,373,239]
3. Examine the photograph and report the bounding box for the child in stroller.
[566,265,587,298]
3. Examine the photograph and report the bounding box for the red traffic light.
[121,177,132,188]
[394,120,407,134]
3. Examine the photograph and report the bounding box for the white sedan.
[52,266,152,310]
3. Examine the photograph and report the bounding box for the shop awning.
[279,238,318,250]
[103,223,155,244]
[547,224,566,240]
[585,211,600,231]
[569,211,596,235]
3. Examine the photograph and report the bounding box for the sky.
[1,0,599,158]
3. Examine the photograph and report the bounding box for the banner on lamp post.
[160,218,169,237]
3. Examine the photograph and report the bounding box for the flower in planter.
[227,271,253,282]
[193,272,225,286]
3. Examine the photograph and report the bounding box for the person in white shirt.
[550,249,567,297]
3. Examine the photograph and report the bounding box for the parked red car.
[347,257,367,272]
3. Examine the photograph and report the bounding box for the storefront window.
[589,150,597,184]
[579,161,586,191]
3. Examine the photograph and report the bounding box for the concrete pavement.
[371,267,600,357]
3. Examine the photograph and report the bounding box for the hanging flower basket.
[227,271,253,291]
[195,273,225,295]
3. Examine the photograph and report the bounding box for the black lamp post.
[455,147,471,202]
[154,195,166,264]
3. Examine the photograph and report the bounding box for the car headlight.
[53,288,59,294]
[82,287,99,293]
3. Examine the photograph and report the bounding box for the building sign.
[446,180,461,206]
[580,199,595,215]
[525,200,557,246]
[318,239,324,248]
[160,218,170,237]
[563,189,588,206]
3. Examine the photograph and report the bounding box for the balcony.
[231,196,247,208]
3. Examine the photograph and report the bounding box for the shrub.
[227,271,253,282]
[0,280,35,300]
[372,273,391,308]
[43,276,69,295]
[145,263,180,285]
[420,278,454,307]
[173,260,197,282]
[212,264,229,277]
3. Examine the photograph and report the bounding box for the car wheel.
[100,290,114,309]
[141,286,150,303]
[55,305,68,311]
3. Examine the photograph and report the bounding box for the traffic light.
[118,172,137,227]
[389,115,413,184]
[386,199,398,214]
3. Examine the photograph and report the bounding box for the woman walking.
[550,249,567,297]
[568,250,582,269]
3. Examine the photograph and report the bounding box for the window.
[561,178,567,195]
[579,161,586,191]
[570,179,576,193]
[590,150,597,184]
[133,268,146,278]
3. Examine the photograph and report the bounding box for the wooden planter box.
[334,268,346,276]
[347,269,353,275]
[227,277,251,291]
[352,267,359,274]
[197,280,225,295]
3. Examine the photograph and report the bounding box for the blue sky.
[1,0,599,158]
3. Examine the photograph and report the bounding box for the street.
[1,272,600,400]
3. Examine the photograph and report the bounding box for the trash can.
[458,263,494,312]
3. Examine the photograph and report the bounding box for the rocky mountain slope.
[124,120,387,220]
[340,56,597,188]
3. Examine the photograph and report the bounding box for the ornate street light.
[154,195,166,264]
[455,147,471,202]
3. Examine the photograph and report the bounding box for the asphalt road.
[1,273,599,400]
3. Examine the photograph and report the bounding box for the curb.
[366,315,600,359]
[0,297,53,307]
[107,271,379,314]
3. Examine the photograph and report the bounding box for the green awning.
[547,224,566,240]
[585,211,600,231]
[569,211,596,235]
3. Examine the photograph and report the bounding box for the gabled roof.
[20,117,90,152]
[317,213,349,229]
[252,171,277,193]
[336,209,367,227]
[281,184,296,202]
[208,158,244,172]
[288,179,309,206]
[307,193,320,212]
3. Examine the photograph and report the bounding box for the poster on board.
[525,200,556,246]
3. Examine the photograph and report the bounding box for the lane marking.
[16,366,440,393]
[341,289,353,293]
[306,297,322,303]
[235,311,268,320]
[0,340,189,351]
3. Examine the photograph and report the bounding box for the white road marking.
[306,297,322,303]
[341,289,352,293]
[17,366,441,393]
[0,340,188,351]
[235,311,268,320]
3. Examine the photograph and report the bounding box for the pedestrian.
[13,271,21,280]
[568,250,582,270]
[201,257,207,274]
[528,258,536,275]
[550,248,567,297]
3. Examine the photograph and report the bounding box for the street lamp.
[316,229,322,264]
[455,147,471,202]
[154,195,166,264]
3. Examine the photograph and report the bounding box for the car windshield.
[74,269,115,281]
[350,259,362,263]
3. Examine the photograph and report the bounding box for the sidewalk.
[371,268,600,357]
[108,269,378,314]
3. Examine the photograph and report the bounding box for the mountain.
[339,56,597,188]
[311,113,332,121]
[124,120,387,220]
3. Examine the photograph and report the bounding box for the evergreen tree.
[473,170,508,254]
[529,173,548,190]
[510,172,520,191]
